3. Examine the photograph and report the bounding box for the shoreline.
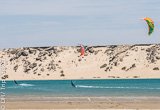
[3,78,160,81]
[6,96,160,100]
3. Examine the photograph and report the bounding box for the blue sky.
[0,0,160,48]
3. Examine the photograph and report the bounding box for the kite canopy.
[80,44,85,56]
[143,17,154,35]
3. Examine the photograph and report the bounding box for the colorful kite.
[80,44,85,56]
[143,17,154,35]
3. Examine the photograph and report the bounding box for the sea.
[2,79,160,97]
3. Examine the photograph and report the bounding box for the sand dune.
[0,44,160,80]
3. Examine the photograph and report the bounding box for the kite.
[143,17,154,35]
[80,44,85,56]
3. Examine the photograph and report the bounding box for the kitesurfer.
[14,80,19,85]
[71,80,76,88]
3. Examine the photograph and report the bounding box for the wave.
[7,83,34,88]
[76,85,160,90]
[19,83,34,87]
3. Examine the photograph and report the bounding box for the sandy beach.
[5,97,160,109]
[1,44,160,80]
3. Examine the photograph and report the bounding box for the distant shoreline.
[3,78,160,81]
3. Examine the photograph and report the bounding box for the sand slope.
[0,44,160,80]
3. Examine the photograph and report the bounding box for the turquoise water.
[2,79,160,97]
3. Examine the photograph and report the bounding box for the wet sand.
[5,97,160,109]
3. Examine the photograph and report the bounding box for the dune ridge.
[0,44,160,80]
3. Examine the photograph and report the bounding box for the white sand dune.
[0,44,160,80]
